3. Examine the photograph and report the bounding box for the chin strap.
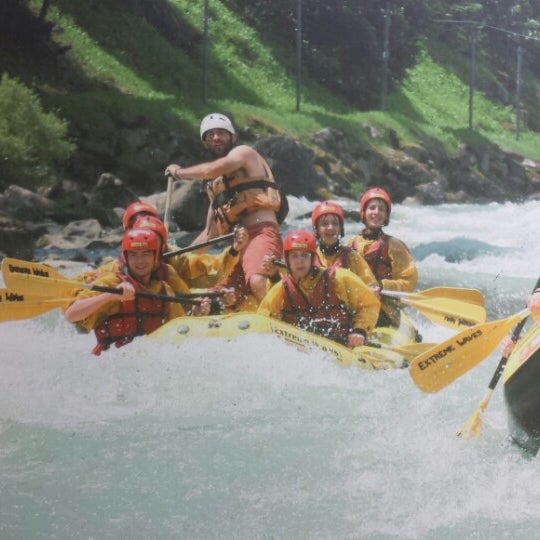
[319,242,341,255]
[361,228,383,240]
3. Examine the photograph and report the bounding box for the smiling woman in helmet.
[311,201,377,288]
[164,113,283,305]
[64,228,211,355]
[347,187,418,327]
[257,230,380,348]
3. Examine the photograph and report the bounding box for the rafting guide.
[165,112,283,304]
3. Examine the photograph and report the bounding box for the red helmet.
[359,187,392,226]
[283,230,317,255]
[311,201,345,237]
[121,228,161,268]
[122,201,158,230]
[132,215,168,251]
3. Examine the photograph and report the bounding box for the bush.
[0,73,74,189]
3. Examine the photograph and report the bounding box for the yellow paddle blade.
[391,342,439,361]
[414,287,485,307]
[2,258,84,297]
[0,288,70,322]
[409,309,530,393]
[456,392,492,439]
[403,297,487,329]
[353,345,407,369]
[382,289,487,329]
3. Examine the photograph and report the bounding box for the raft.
[149,312,424,370]
[503,317,540,454]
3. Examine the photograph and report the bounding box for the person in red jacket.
[64,228,210,355]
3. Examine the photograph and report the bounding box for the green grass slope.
[14,0,540,177]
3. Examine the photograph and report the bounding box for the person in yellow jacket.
[166,226,248,289]
[311,201,377,287]
[347,187,418,327]
[64,228,211,355]
[258,230,380,348]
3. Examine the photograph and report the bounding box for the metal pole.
[381,2,391,110]
[202,0,209,104]
[515,40,523,141]
[468,26,477,129]
[296,0,302,112]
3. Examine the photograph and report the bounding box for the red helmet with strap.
[283,230,317,255]
[311,201,345,237]
[132,215,168,251]
[122,201,158,230]
[122,228,161,268]
[359,187,392,226]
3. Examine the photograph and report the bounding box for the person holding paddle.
[347,187,418,327]
[257,230,380,348]
[164,112,283,303]
[64,228,212,355]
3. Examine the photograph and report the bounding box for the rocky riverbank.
[1,125,540,264]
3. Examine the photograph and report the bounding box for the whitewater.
[1,198,540,539]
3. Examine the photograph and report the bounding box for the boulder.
[0,216,34,259]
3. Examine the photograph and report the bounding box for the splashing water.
[2,199,540,539]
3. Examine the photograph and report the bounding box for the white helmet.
[200,113,236,141]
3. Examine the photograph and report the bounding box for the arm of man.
[165,145,256,181]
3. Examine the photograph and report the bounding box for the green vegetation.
[1,0,539,191]
[0,73,74,188]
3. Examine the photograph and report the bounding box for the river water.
[1,198,540,539]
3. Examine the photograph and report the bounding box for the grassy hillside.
[5,0,540,192]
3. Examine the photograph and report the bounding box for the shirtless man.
[165,113,283,302]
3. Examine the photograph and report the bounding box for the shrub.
[0,73,74,189]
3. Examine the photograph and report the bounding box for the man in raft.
[347,187,418,327]
[257,230,380,348]
[64,228,211,355]
[164,112,283,304]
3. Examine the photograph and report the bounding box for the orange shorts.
[241,221,283,283]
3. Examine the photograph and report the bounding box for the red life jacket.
[281,268,353,344]
[92,274,169,355]
[313,245,353,271]
[352,233,392,281]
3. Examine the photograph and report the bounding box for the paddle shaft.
[90,285,202,305]
[456,309,530,439]
[162,232,235,259]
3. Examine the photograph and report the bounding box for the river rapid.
[1,198,540,539]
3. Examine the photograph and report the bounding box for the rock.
[0,216,34,259]
[0,184,52,220]
[254,135,321,198]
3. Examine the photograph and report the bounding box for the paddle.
[381,291,486,330]
[409,308,530,393]
[163,175,174,239]
[369,341,438,362]
[1,258,209,306]
[456,316,529,439]
[162,232,235,259]
[0,288,72,322]
[397,287,485,307]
